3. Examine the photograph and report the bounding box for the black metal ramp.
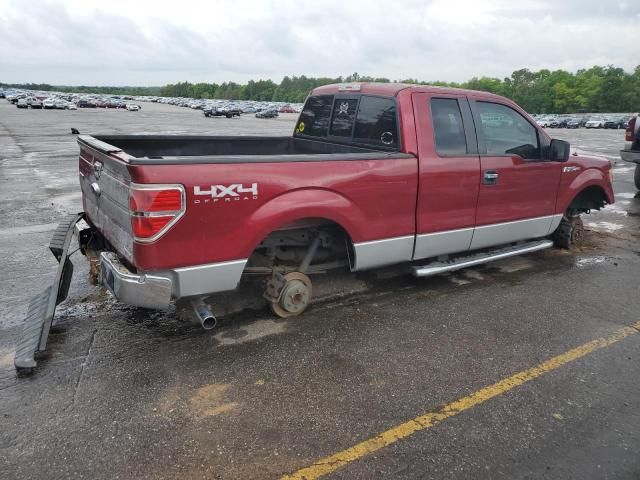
[14,213,84,374]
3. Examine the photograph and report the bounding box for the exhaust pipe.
[191,297,217,330]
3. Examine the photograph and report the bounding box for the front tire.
[552,215,584,249]
[634,164,640,190]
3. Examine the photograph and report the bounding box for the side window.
[353,96,398,147]
[430,98,467,155]
[329,98,359,137]
[476,102,540,159]
[296,95,334,137]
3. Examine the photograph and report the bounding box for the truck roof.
[311,82,505,102]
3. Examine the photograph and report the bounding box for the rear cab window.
[295,94,399,149]
[430,98,468,155]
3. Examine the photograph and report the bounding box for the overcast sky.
[0,0,639,86]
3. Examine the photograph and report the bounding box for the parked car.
[10,94,25,104]
[204,107,241,118]
[43,98,56,109]
[126,104,140,111]
[27,97,43,109]
[548,118,562,128]
[604,117,624,129]
[585,117,605,128]
[566,118,581,129]
[14,83,615,373]
[279,105,297,113]
[620,114,640,189]
[66,102,77,110]
[16,98,28,108]
[535,118,550,128]
[256,109,279,118]
[78,99,97,108]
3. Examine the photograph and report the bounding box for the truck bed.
[81,135,407,164]
[77,133,416,271]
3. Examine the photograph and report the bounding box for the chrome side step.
[412,239,553,277]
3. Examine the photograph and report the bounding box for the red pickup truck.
[15,83,614,372]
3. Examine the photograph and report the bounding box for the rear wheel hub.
[270,272,312,318]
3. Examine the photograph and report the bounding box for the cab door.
[412,93,481,260]
[468,98,562,250]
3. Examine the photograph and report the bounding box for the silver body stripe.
[354,214,564,270]
[413,227,474,260]
[470,214,561,250]
[546,214,564,234]
[352,235,415,271]
[158,259,248,298]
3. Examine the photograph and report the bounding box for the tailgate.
[78,136,135,264]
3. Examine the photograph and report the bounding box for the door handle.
[483,170,499,185]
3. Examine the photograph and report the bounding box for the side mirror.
[549,139,570,162]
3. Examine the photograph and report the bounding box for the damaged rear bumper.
[100,252,172,310]
[100,252,248,309]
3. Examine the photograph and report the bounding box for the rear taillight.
[129,184,185,242]
[626,116,636,141]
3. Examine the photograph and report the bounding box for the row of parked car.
[144,95,300,119]
[1,87,303,120]
[1,89,142,111]
[147,95,302,114]
[202,104,283,119]
[533,114,634,129]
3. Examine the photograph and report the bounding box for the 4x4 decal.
[193,183,258,203]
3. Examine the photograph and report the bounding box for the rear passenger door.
[412,93,481,260]
[469,99,562,250]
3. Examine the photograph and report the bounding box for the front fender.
[239,188,368,258]
[556,167,614,213]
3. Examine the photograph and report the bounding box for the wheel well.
[247,218,355,271]
[567,186,608,213]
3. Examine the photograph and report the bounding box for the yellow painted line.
[283,320,640,480]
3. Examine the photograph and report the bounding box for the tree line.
[159,66,640,113]
[4,65,640,113]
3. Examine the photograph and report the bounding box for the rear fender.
[240,188,365,258]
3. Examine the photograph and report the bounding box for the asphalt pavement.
[1,102,639,480]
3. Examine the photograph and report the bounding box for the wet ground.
[1,102,639,480]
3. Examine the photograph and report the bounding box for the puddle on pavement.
[462,269,485,281]
[613,166,636,174]
[585,221,625,232]
[214,319,287,346]
[615,192,639,200]
[494,257,534,273]
[447,275,471,286]
[576,256,607,267]
[605,204,629,216]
